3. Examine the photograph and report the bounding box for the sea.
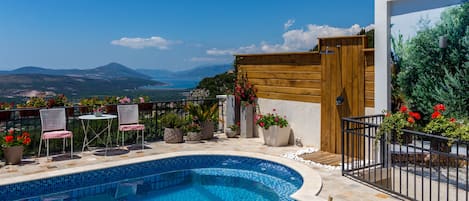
[145,78,200,90]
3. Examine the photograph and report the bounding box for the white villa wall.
[257,98,321,148]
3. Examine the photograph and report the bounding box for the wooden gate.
[320,36,366,154]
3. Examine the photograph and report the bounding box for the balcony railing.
[342,115,468,201]
[0,98,221,156]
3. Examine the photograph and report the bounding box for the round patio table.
[79,114,117,156]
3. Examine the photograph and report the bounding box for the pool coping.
[0,151,323,201]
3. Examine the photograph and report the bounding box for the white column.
[374,0,392,113]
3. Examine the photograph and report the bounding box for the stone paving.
[0,134,404,201]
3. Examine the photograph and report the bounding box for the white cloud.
[284,19,295,30]
[111,36,182,49]
[190,57,218,62]
[206,44,258,56]
[208,24,374,55]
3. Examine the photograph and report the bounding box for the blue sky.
[0,0,374,70]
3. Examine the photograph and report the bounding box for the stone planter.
[18,107,40,117]
[390,131,413,144]
[200,121,215,140]
[79,106,91,114]
[3,146,24,165]
[138,103,154,111]
[163,128,183,143]
[65,107,75,117]
[262,125,290,147]
[430,138,451,153]
[225,128,239,138]
[240,104,254,138]
[186,132,202,143]
[0,110,12,121]
[105,105,117,114]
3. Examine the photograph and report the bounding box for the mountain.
[0,74,163,98]
[0,62,151,80]
[136,64,233,80]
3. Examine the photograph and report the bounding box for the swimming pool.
[0,154,310,201]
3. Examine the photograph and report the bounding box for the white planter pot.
[240,104,254,138]
[262,125,290,146]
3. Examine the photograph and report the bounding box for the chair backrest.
[40,108,67,132]
[117,104,139,125]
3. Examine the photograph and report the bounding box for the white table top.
[78,114,117,120]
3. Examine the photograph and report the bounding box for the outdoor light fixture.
[336,96,344,106]
[439,36,448,48]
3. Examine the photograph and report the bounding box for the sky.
[0,0,374,71]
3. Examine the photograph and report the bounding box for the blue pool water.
[0,155,303,201]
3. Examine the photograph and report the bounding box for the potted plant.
[1,128,31,165]
[104,96,119,114]
[225,122,239,138]
[234,73,257,138]
[47,94,74,116]
[0,102,14,121]
[159,113,185,143]
[256,109,290,146]
[185,102,218,140]
[377,105,420,144]
[184,122,202,143]
[17,96,47,117]
[133,96,153,111]
[423,104,459,153]
[79,97,101,114]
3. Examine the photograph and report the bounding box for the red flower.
[399,105,408,113]
[23,137,31,145]
[450,117,456,123]
[431,111,441,119]
[259,122,265,128]
[8,129,14,135]
[407,117,415,124]
[408,112,421,120]
[273,108,276,112]
[274,117,279,122]
[433,104,445,112]
[4,135,13,143]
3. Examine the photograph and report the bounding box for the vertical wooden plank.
[320,38,331,153]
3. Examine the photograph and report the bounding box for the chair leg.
[122,131,125,147]
[71,137,73,159]
[142,130,145,151]
[38,137,43,158]
[62,138,66,153]
[46,139,50,159]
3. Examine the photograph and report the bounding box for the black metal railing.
[342,115,469,201]
[0,98,222,157]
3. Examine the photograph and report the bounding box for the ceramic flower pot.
[240,104,254,138]
[186,132,202,143]
[262,125,290,147]
[163,128,183,143]
[3,146,24,165]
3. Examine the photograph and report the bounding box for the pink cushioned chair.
[39,108,73,158]
[117,104,145,150]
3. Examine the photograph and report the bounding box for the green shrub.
[397,2,469,119]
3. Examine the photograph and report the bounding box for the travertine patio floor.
[0,134,402,201]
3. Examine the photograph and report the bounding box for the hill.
[0,62,151,80]
[0,74,163,98]
[136,64,233,80]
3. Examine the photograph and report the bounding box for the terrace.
[1,1,468,201]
